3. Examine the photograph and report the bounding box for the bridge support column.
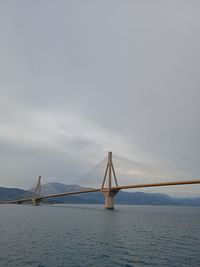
[101,189,119,209]
[101,152,119,209]
[32,198,41,206]
[32,176,42,206]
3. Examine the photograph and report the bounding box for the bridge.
[2,152,200,209]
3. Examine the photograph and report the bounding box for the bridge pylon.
[32,176,42,205]
[101,152,119,209]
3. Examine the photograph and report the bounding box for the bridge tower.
[101,152,119,209]
[32,176,42,205]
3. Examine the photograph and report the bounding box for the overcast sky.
[0,0,200,196]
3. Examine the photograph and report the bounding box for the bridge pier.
[101,189,119,209]
[101,151,119,209]
[32,198,41,206]
[32,176,42,206]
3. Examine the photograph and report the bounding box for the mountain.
[0,183,200,206]
[115,191,200,206]
[0,187,30,201]
[31,183,85,195]
[38,183,103,204]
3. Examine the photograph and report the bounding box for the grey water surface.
[0,204,200,267]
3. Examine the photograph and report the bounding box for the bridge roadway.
[3,179,200,204]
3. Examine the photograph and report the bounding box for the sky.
[0,0,200,196]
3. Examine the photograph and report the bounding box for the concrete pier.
[101,152,119,209]
[32,198,41,206]
[32,176,42,206]
[101,189,119,209]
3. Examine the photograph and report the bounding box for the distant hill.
[1,183,200,206]
[0,187,29,201]
[31,183,85,195]
[115,191,200,207]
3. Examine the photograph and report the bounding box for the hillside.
[0,187,29,201]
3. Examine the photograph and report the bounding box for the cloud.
[0,1,200,196]
[0,105,134,188]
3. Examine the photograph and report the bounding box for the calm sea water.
[0,204,200,267]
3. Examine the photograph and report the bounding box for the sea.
[0,204,200,267]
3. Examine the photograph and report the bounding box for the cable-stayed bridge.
[2,152,200,209]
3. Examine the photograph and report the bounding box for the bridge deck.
[2,179,200,204]
[40,188,101,200]
[114,179,200,190]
